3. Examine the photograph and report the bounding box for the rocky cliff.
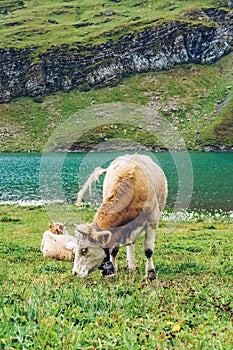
[0,8,232,103]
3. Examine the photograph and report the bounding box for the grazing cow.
[73,154,167,280]
[41,223,77,261]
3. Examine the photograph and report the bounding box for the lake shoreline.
[1,204,232,222]
[1,146,233,153]
[1,152,232,211]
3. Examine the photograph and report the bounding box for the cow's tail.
[76,167,107,205]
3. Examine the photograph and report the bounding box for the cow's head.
[72,223,112,277]
[49,222,68,235]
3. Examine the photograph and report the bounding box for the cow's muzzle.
[99,248,115,276]
[99,260,114,276]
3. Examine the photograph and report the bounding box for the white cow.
[41,223,77,261]
[73,154,167,280]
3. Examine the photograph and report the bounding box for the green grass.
[200,95,233,147]
[1,205,233,349]
[0,0,228,50]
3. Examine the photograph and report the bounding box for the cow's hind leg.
[144,226,156,281]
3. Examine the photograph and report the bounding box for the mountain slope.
[0,51,232,152]
[0,0,232,151]
[0,1,232,102]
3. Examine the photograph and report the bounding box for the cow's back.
[104,154,167,206]
[94,154,167,238]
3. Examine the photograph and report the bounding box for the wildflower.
[166,321,174,326]
[212,331,217,336]
[172,324,181,332]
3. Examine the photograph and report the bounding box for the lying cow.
[73,154,167,281]
[41,223,77,261]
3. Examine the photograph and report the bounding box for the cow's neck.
[103,247,110,260]
[91,221,111,259]
[90,223,115,275]
[91,222,101,232]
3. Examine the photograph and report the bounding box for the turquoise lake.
[0,152,232,211]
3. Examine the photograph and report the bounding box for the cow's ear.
[73,223,92,237]
[49,223,55,233]
[58,223,64,231]
[93,230,112,246]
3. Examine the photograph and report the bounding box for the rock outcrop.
[0,8,232,102]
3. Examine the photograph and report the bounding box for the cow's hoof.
[147,269,156,282]
[127,263,137,271]
[103,273,116,278]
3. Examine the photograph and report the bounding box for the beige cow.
[41,223,77,261]
[73,154,167,280]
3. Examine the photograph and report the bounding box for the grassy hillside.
[0,0,229,50]
[0,0,232,152]
[1,205,233,349]
[0,51,232,152]
[200,96,233,148]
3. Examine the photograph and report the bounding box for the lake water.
[0,152,232,211]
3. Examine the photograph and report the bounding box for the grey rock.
[0,8,232,102]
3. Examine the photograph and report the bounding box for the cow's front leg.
[126,244,136,271]
[144,226,156,281]
[110,247,119,274]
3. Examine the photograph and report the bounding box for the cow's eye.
[81,248,88,256]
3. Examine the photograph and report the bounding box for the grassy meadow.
[0,1,233,348]
[1,205,233,349]
[0,0,228,50]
